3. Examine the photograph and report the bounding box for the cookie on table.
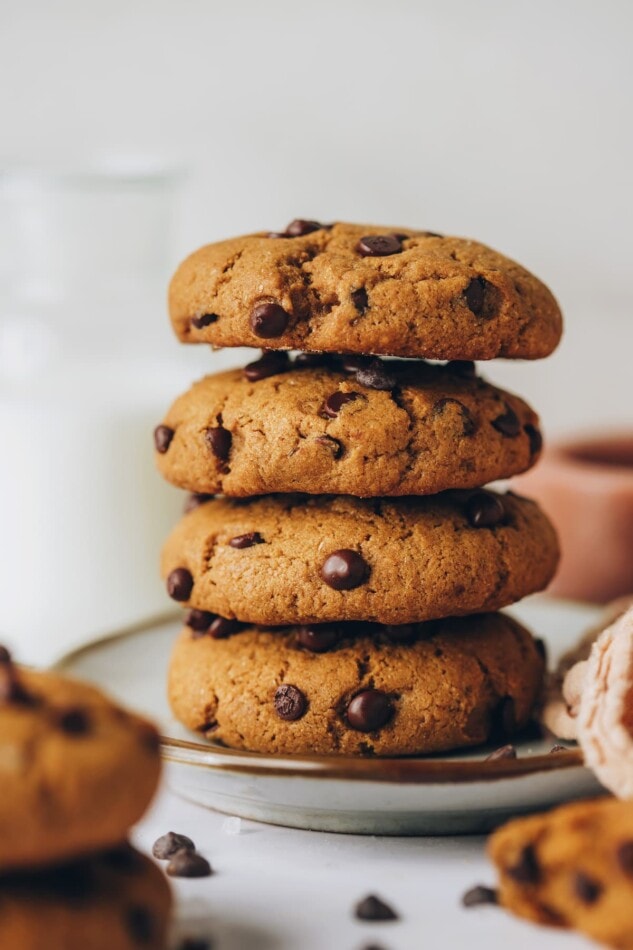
[168,221,562,361]
[0,845,171,950]
[168,613,544,756]
[0,650,161,872]
[161,490,559,626]
[154,357,542,498]
[489,797,633,949]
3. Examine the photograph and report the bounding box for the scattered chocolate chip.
[322,390,362,418]
[351,287,369,314]
[507,844,540,884]
[492,407,521,437]
[274,684,307,721]
[185,609,215,633]
[191,313,218,329]
[152,831,195,860]
[354,894,399,921]
[433,397,476,436]
[205,426,232,462]
[465,491,506,528]
[617,841,633,875]
[485,744,517,761]
[314,435,343,459]
[184,493,215,513]
[357,234,402,257]
[284,219,324,236]
[244,350,290,381]
[347,690,393,732]
[446,359,476,378]
[166,568,194,602]
[573,871,602,904]
[462,884,499,908]
[250,302,290,338]
[296,625,340,653]
[167,849,212,878]
[464,276,487,315]
[549,744,567,753]
[125,904,157,943]
[356,358,397,392]
[229,532,264,549]
[209,616,243,639]
[56,707,91,736]
[382,624,418,644]
[153,425,174,454]
[321,549,370,590]
[525,424,543,456]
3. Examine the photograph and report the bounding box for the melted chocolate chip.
[274,684,307,721]
[433,397,476,436]
[166,568,194,602]
[167,849,212,878]
[347,690,393,732]
[322,391,362,418]
[296,625,340,653]
[154,425,174,454]
[244,350,290,381]
[464,276,487,315]
[229,532,264,549]
[351,287,369,314]
[446,359,476,378]
[485,744,517,762]
[185,609,215,633]
[293,352,330,368]
[507,844,540,884]
[339,355,372,373]
[354,894,399,921]
[184,493,215,514]
[492,407,521,437]
[314,435,343,459]
[525,424,543,455]
[465,492,506,528]
[356,359,397,392]
[125,904,157,943]
[208,616,243,639]
[56,707,91,735]
[284,219,324,236]
[462,885,499,908]
[357,234,402,257]
[191,313,218,329]
[616,841,633,875]
[321,549,369,590]
[573,871,602,904]
[152,831,195,860]
[250,302,290,338]
[382,624,418,644]
[205,426,232,462]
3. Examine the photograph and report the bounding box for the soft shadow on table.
[174,901,278,950]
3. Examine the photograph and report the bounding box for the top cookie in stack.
[157,221,561,757]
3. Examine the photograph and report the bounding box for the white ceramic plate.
[56,596,604,835]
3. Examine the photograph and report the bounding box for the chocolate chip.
[465,491,506,528]
[462,885,499,908]
[446,359,476,378]
[356,358,397,392]
[296,625,340,653]
[166,568,194,601]
[549,744,567,753]
[617,841,633,875]
[207,616,243,639]
[321,549,369,590]
[191,313,218,329]
[167,849,212,878]
[0,659,34,706]
[125,904,157,943]
[284,219,324,236]
[274,684,307,721]
[152,831,195,860]
[347,690,393,732]
[339,355,372,373]
[464,276,487,315]
[322,390,362,418]
[525,424,543,456]
[507,844,540,884]
[250,302,290,338]
[228,532,264,549]
[184,493,215,513]
[205,426,232,461]
[433,397,476,436]
[154,425,174,454]
[351,287,369,314]
[382,624,418,644]
[354,894,399,921]
[56,707,91,735]
[423,230,444,238]
[293,352,330,368]
[492,407,521,437]
[244,350,290,381]
[485,744,517,761]
[185,609,215,633]
[357,234,402,257]
[573,871,602,904]
[314,435,343,459]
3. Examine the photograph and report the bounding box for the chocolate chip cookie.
[0,652,161,872]
[160,491,559,626]
[489,796,633,949]
[168,222,562,361]
[0,845,171,950]
[155,358,542,497]
[168,612,544,755]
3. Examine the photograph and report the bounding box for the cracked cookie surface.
[160,491,559,625]
[168,222,562,360]
[155,358,541,497]
[168,613,544,755]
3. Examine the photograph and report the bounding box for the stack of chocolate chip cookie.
[155,221,562,757]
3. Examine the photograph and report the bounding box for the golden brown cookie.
[0,651,161,872]
[0,845,171,950]
[489,797,633,949]
[160,491,559,626]
[168,613,544,756]
[168,222,562,361]
[154,357,542,497]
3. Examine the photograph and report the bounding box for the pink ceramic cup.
[516,433,633,604]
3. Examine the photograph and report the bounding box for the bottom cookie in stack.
[168,613,545,756]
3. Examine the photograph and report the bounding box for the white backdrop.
[1,0,631,434]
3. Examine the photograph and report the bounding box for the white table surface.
[134,781,593,950]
